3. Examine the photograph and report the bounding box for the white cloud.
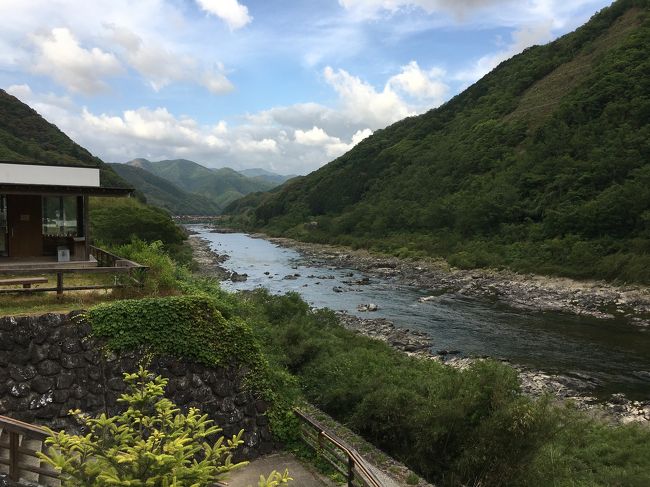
[196,0,252,30]
[294,126,340,146]
[387,61,448,102]
[455,19,555,82]
[323,128,374,157]
[338,0,512,20]
[294,125,373,158]
[236,138,278,153]
[324,66,412,128]
[323,62,448,129]
[31,28,123,94]
[7,54,447,174]
[105,24,234,94]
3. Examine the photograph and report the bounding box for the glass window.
[42,196,79,237]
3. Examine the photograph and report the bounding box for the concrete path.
[222,453,338,487]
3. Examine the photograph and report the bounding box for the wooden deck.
[0,256,98,271]
[0,246,147,295]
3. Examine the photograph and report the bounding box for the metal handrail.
[293,409,384,487]
[0,414,60,483]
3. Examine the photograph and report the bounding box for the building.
[0,161,131,264]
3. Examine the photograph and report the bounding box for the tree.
[40,367,292,487]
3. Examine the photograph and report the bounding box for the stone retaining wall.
[0,312,273,460]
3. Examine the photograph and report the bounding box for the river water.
[193,227,650,400]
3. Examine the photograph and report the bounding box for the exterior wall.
[0,164,99,188]
[0,312,274,460]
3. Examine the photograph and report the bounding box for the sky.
[0,0,614,175]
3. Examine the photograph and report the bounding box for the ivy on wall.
[88,295,270,392]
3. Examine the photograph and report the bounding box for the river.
[192,226,650,401]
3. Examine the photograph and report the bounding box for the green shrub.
[88,295,261,369]
[90,197,185,247]
[110,239,181,294]
[241,289,650,487]
[40,367,292,487]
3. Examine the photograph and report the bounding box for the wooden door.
[7,195,43,257]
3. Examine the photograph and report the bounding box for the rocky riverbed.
[263,236,650,329]
[188,235,245,282]
[191,230,650,424]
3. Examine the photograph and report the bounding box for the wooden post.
[83,195,89,261]
[348,455,354,487]
[56,272,63,296]
[9,431,19,481]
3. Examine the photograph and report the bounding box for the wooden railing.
[294,409,384,487]
[89,245,140,268]
[0,415,60,485]
[0,247,148,296]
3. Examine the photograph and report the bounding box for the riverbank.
[338,312,650,424]
[262,236,650,329]
[189,229,650,424]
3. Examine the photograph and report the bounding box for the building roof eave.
[0,183,133,197]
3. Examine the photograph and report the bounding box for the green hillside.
[129,158,276,211]
[0,90,128,188]
[224,0,650,283]
[238,167,296,185]
[108,163,221,215]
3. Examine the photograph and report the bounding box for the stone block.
[0,331,14,350]
[87,366,101,380]
[84,350,100,365]
[29,391,54,410]
[61,337,81,354]
[47,344,62,360]
[234,392,249,406]
[28,342,50,362]
[53,389,70,404]
[9,364,37,382]
[256,415,268,426]
[56,372,75,389]
[31,376,55,394]
[8,381,30,398]
[61,354,84,369]
[83,395,103,409]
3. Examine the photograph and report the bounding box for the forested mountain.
[0,90,128,188]
[224,0,650,283]
[128,158,276,211]
[108,163,221,215]
[237,168,296,185]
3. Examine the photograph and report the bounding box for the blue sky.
[0,0,613,174]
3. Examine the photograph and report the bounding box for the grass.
[0,268,165,315]
[0,290,119,315]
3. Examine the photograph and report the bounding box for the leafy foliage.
[90,197,186,248]
[88,295,262,370]
[109,239,183,295]
[241,289,650,487]
[40,367,290,487]
[89,197,193,266]
[224,0,650,283]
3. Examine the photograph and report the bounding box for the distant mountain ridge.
[0,89,128,188]
[223,0,650,284]
[123,158,280,214]
[108,163,221,215]
[237,168,296,185]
